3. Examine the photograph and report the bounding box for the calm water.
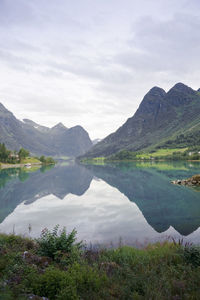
[0,161,200,246]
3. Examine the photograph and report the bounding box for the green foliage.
[0,144,18,164]
[0,144,33,164]
[36,225,82,260]
[161,130,200,149]
[109,150,138,161]
[39,155,55,164]
[0,232,200,300]
[28,263,107,300]
[0,143,10,163]
[183,245,200,267]
[39,155,45,163]
[18,148,29,161]
[107,147,200,162]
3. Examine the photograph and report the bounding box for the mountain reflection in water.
[84,162,200,236]
[0,161,200,244]
[0,164,93,223]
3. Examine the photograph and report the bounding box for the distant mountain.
[82,83,200,157]
[0,103,92,157]
[92,138,102,145]
[23,119,50,133]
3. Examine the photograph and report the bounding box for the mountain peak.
[168,82,195,94]
[51,122,67,133]
[165,82,196,107]
[53,122,66,129]
[137,86,166,114]
[146,86,166,97]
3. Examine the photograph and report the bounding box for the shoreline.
[80,158,200,164]
[0,162,42,169]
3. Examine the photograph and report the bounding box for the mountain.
[0,103,92,157]
[23,119,50,133]
[92,138,102,145]
[82,83,200,158]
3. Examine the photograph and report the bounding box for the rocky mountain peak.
[167,82,195,95]
[166,83,196,107]
[137,86,166,115]
[145,86,166,98]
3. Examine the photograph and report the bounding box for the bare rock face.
[171,174,200,186]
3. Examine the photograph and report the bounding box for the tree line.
[0,143,55,165]
[0,143,29,163]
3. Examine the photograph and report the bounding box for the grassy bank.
[80,147,200,164]
[0,228,200,299]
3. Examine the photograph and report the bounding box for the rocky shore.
[171,174,200,186]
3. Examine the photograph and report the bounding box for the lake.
[0,161,200,246]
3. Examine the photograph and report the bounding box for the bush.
[28,263,108,300]
[183,245,200,267]
[29,267,76,299]
[36,225,82,260]
[39,156,55,164]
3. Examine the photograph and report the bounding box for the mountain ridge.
[81,82,200,158]
[0,103,92,157]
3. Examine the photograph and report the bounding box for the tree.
[39,155,46,163]
[0,143,10,162]
[18,148,30,161]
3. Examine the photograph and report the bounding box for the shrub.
[36,225,82,260]
[28,263,107,300]
[183,245,200,267]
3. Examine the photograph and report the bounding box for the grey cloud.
[115,13,200,74]
[0,0,200,139]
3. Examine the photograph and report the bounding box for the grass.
[136,148,188,159]
[0,228,200,299]
[20,157,41,164]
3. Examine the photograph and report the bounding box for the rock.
[171,174,200,186]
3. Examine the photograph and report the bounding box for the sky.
[0,0,200,139]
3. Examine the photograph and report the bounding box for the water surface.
[0,161,200,246]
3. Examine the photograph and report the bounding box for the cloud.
[115,13,200,74]
[0,0,200,139]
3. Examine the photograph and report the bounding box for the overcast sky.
[0,0,200,139]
